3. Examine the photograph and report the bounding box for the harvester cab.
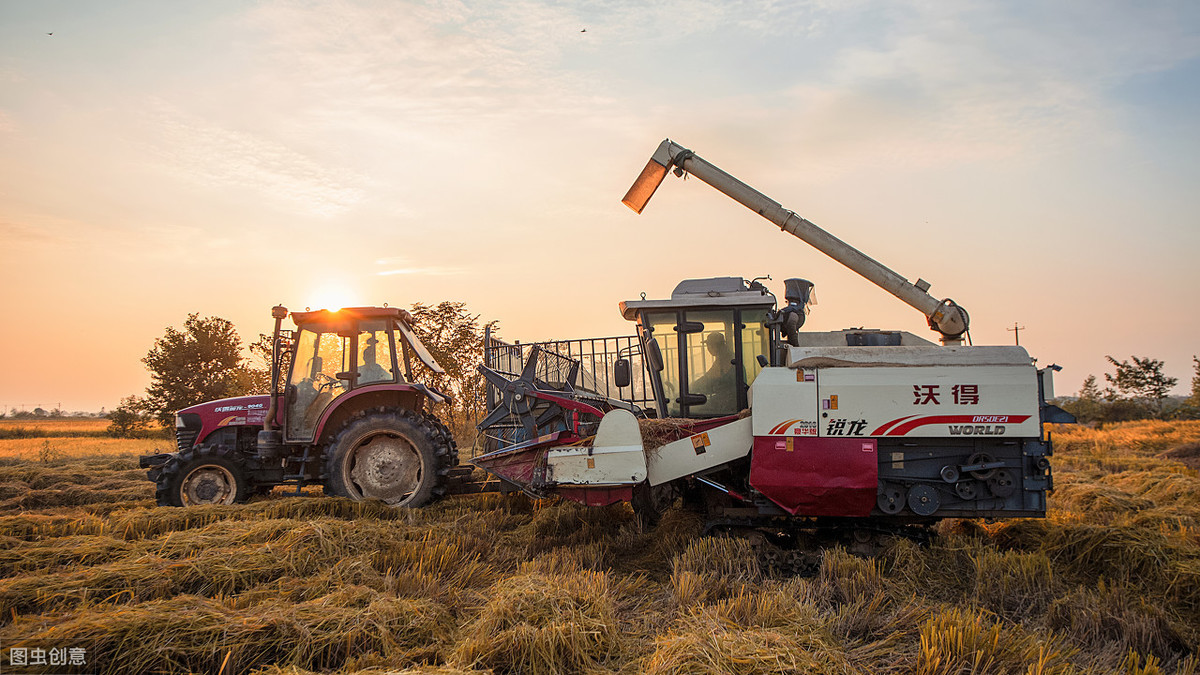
[618,277,780,418]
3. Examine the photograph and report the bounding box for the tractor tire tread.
[154,443,254,507]
[323,407,454,507]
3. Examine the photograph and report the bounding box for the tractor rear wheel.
[424,414,459,467]
[324,409,451,507]
[155,445,253,507]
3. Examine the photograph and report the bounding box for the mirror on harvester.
[644,338,664,372]
[614,358,631,388]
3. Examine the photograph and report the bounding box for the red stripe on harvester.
[870,415,917,436]
[769,419,798,435]
[886,415,1031,436]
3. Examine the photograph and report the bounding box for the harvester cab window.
[356,320,397,385]
[740,313,771,388]
[644,313,681,417]
[684,310,738,417]
[286,329,348,441]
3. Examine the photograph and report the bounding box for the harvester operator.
[693,332,735,412]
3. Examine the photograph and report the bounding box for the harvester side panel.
[749,368,819,438]
[749,437,877,516]
[647,416,753,486]
[742,349,1048,519]
[818,366,1039,439]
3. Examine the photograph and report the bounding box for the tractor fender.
[311,385,432,445]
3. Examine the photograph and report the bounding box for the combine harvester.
[142,138,1070,561]
[470,138,1072,556]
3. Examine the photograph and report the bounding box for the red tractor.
[140,306,465,507]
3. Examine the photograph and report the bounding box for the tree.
[407,302,498,442]
[1189,356,1200,406]
[248,333,274,370]
[141,314,268,426]
[107,396,153,438]
[1176,356,1200,420]
[248,332,289,389]
[1062,374,1106,424]
[1103,355,1178,419]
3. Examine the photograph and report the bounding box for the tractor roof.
[290,306,414,328]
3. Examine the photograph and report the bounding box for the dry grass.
[0,437,168,460]
[0,417,111,435]
[0,421,1198,674]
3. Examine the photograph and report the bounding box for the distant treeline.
[1057,355,1200,424]
[3,409,107,419]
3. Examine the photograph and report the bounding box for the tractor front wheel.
[324,410,450,507]
[155,445,252,507]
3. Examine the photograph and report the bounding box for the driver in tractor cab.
[693,332,735,411]
[357,337,391,384]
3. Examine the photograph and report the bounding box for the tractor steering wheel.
[313,372,340,391]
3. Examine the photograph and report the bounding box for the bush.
[106,396,158,439]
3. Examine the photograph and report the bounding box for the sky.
[1,0,1197,413]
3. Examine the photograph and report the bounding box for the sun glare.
[306,283,359,312]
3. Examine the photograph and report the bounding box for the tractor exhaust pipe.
[263,305,288,432]
[257,305,289,460]
[262,305,288,429]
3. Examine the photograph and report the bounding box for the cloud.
[676,1,1200,177]
[373,256,463,276]
[0,218,57,243]
[142,100,366,216]
[376,267,463,276]
[0,62,24,85]
[240,0,635,132]
[0,209,106,247]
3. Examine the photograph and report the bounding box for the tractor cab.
[283,307,441,442]
[620,277,780,418]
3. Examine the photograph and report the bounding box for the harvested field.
[1,421,1198,674]
[0,418,111,438]
[0,437,170,462]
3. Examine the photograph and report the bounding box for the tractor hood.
[177,394,278,437]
